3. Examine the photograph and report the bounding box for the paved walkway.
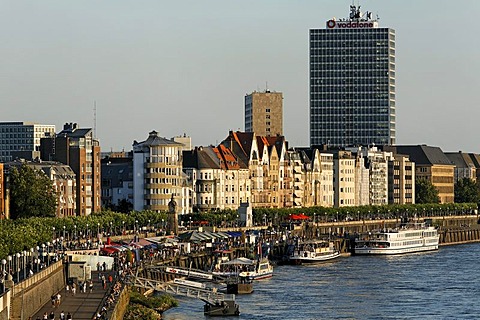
[32,271,113,320]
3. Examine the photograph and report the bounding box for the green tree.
[454,178,480,203]
[415,178,440,204]
[9,164,57,219]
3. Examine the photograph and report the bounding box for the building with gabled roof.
[4,159,76,218]
[183,144,250,212]
[445,151,476,182]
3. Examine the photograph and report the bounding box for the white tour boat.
[238,258,274,280]
[290,241,341,264]
[354,223,439,255]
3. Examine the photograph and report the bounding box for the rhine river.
[163,243,480,319]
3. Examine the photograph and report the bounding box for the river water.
[163,243,480,319]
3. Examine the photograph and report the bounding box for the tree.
[9,164,57,219]
[454,178,480,203]
[415,178,440,204]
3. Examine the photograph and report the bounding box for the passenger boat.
[238,258,274,280]
[289,241,340,264]
[354,223,439,255]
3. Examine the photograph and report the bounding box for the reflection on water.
[164,244,480,320]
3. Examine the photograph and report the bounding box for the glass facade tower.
[309,7,395,147]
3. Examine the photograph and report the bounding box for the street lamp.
[52,226,56,240]
[46,242,50,266]
[1,259,6,293]
[63,226,66,240]
[74,225,77,240]
[15,253,20,283]
[7,256,12,278]
[30,248,34,275]
[86,224,89,239]
[35,246,40,272]
[97,222,100,238]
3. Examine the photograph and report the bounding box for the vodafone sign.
[326,19,377,29]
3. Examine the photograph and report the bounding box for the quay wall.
[10,261,65,320]
[108,286,130,320]
[0,290,11,320]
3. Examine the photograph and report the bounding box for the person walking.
[71,283,76,296]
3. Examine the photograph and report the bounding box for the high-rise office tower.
[245,90,283,137]
[310,5,395,147]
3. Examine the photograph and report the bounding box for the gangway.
[126,275,240,316]
[145,265,231,282]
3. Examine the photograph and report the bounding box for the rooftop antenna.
[93,100,97,139]
[265,81,269,92]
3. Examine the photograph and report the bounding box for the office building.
[0,122,55,162]
[245,90,283,137]
[309,5,395,147]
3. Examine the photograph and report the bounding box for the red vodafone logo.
[327,20,336,28]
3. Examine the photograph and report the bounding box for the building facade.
[390,145,454,204]
[101,155,134,211]
[133,131,185,213]
[245,90,283,137]
[388,154,415,205]
[0,122,55,162]
[40,123,101,216]
[445,152,476,182]
[309,5,395,147]
[333,151,356,207]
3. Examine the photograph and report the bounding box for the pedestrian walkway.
[32,271,114,320]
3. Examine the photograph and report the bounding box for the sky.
[1,0,479,153]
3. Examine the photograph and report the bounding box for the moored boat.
[354,223,439,255]
[238,258,274,280]
[289,241,341,264]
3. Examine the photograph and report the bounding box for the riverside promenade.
[32,271,112,320]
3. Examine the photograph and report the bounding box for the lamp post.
[313,212,316,225]
[30,248,34,275]
[35,246,40,272]
[22,251,27,280]
[63,225,66,241]
[7,256,12,279]
[97,222,100,239]
[1,259,6,293]
[148,220,151,232]
[122,221,125,234]
[15,253,20,283]
[52,226,56,240]
[46,242,50,266]
[74,225,77,240]
[135,220,138,234]
[86,224,89,239]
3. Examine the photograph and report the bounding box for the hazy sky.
[1,0,479,153]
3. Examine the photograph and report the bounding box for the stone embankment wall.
[0,290,11,320]
[108,286,130,320]
[10,261,65,320]
[439,228,480,245]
